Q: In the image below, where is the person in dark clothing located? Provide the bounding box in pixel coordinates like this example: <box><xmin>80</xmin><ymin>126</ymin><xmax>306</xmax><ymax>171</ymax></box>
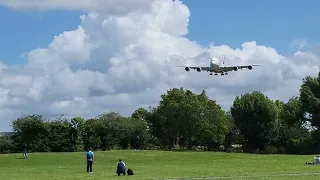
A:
<box><xmin>23</xmin><ymin>142</ymin><xmax>28</xmax><ymax>159</ymax></box>
<box><xmin>116</xmin><ymin>159</ymin><xmax>126</xmax><ymax>176</ymax></box>
<box><xmin>135</xmin><ymin>136</ymin><xmax>140</xmax><ymax>150</ymax></box>
<box><xmin>86</xmin><ymin>147</ymin><xmax>94</xmax><ymax>173</ymax></box>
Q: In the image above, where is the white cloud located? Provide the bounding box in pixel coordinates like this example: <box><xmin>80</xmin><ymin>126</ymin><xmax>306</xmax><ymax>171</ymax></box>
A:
<box><xmin>0</xmin><ymin>0</ymin><xmax>319</xmax><ymax>131</ymax></box>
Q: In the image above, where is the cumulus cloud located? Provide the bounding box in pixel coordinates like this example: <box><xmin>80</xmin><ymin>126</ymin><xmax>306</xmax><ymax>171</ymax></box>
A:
<box><xmin>0</xmin><ymin>0</ymin><xmax>319</xmax><ymax>131</ymax></box>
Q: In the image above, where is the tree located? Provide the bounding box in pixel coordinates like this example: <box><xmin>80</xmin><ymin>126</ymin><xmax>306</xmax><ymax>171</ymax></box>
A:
<box><xmin>150</xmin><ymin>87</ymin><xmax>229</xmax><ymax>150</ymax></box>
<box><xmin>12</xmin><ymin>114</ymin><xmax>49</xmax><ymax>152</ymax></box>
<box><xmin>47</xmin><ymin>118</ymin><xmax>73</xmax><ymax>152</ymax></box>
<box><xmin>96</xmin><ymin>112</ymin><xmax>127</xmax><ymax>149</ymax></box>
<box><xmin>300</xmin><ymin>71</ymin><xmax>320</xmax><ymax>129</ymax></box>
<box><xmin>230</xmin><ymin>91</ymin><xmax>278</xmax><ymax>152</ymax></box>
<box><xmin>224</xmin><ymin>111</ymin><xmax>241</xmax><ymax>151</ymax></box>
<box><xmin>0</xmin><ymin>136</ymin><xmax>16</xmax><ymax>153</ymax></box>
<box><xmin>195</xmin><ymin>91</ymin><xmax>230</xmax><ymax>151</ymax></box>
<box><xmin>300</xmin><ymin>71</ymin><xmax>320</xmax><ymax>152</ymax></box>
<box><xmin>128</xmin><ymin>118</ymin><xmax>150</xmax><ymax>149</ymax></box>
<box><xmin>71</xmin><ymin>117</ymin><xmax>85</xmax><ymax>151</ymax></box>
<box><xmin>271</xmin><ymin>98</ymin><xmax>309</xmax><ymax>154</ymax></box>
<box><xmin>131</xmin><ymin>107</ymin><xmax>151</xmax><ymax>149</ymax></box>
<box><xmin>131</xmin><ymin>108</ymin><xmax>148</xmax><ymax>121</ymax></box>
<box><xmin>281</xmin><ymin>96</ymin><xmax>305</xmax><ymax>127</ymax></box>
<box><xmin>156</xmin><ymin>87</ymin><xmax>195</xmax><ymax>149</ymax></box>
<box><xmin>81</xmin><ymin>118</ymin><xmax>101</xmax><ymax>150</ymax></box>
<box><xmin>145</xmin><ymin>106</ymin><xmax>169</xmax><ymax>148</ymax></box>
<box><xmin>79</xmin><ymin>111</ymin><xmax>150</xmax><ymax>150</ymax></box>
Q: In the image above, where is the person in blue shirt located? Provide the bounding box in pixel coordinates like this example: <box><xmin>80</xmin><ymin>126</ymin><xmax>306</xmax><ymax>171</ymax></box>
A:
<box><xmin>116</xmin><ymin>159</ymin><xmax>126</xmax><ymax>176</ymax></box>
<box><xmin>86</xmin><ymin>147</ymin><xmax>94</xmax><ymax>173</ymax></box>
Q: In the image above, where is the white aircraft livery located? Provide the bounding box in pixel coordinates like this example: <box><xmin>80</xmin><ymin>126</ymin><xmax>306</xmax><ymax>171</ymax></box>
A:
<box><xmin>176</xmin><ymin>56</ymin><xmax>260</xmax><ymax>76</ymax></box>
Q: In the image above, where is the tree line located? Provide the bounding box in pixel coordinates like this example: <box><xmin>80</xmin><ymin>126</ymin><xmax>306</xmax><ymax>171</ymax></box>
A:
<box><xmin>0</xmin><ymin>72</ymin><xmax>319</xmax><ymax>154</ymax></box>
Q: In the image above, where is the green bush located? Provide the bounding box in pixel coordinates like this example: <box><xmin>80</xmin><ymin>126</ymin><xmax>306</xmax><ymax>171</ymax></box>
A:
<box><xmin>0</xmin><ymin>136</ymin><xmax>16</xmax><ymax>154</ymax></box>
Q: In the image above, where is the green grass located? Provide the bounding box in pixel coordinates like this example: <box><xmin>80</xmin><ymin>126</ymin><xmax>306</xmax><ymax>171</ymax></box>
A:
<box><xmin>1</xmin><ymin>150</ymin><xmax>320</xmax><ymax>180</ymax></box>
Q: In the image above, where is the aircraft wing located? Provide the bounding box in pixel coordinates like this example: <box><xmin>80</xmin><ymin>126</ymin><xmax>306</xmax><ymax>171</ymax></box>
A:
<box><xmin>220</xmin><ymin>64</ymin><xmax>260</xmax><ymax>72</ymax></box>
<box><xmin>176</xmin><ymin>66</ymin><xmax>210</xmax><ymax>72</ymax></box>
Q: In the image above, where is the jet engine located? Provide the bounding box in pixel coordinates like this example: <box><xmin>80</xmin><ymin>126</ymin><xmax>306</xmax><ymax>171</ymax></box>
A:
<box><xmin>196</xmin><ymin>67</ymin><xmax>201</xmax><ymax>72</ymax></box>
<box><xmin>185</xmin><ymin>67</ymin><xmax>190</xmax><ymax>71</ymax></box>
<box><xmin>248</xmin><ymin>65</ymin><xmax>253</xmax><ymax>70</ymax></box>
<box><xmin>233</xmin><ymin>66</ymin><xmax>238</xmax><ymax>71</ymax></box>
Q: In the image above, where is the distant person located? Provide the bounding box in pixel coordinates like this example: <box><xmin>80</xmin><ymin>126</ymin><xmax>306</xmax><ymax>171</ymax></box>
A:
<box><xmin>306</xmin><ymin>155</ymin><xmax>320</xmax><ymax>164</ymax></box>
<box><xmin>86</xmin><ymin>147</ymin><xmax>94</xmax><ymax>173</ymax></box>
<box><xmin>135</xmin><ymin>136</ymin><xmax>140</xmax><ymax>150</ymax></box>
<box><xmin>23</xmin><ymin>142</ymin><xmax>28</xmax><ymax>159</ymax></box>
<box><xmin>116</xmin><ymin>159</ymin><xmax>126</xmax><ymax>176</ymax></box>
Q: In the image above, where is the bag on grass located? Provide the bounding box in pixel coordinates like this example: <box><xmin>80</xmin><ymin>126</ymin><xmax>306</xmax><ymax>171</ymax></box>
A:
<box><xmin>127</xmin><ymin>168</ymin><xmax>134</xmax><ymax>175</ymax></box>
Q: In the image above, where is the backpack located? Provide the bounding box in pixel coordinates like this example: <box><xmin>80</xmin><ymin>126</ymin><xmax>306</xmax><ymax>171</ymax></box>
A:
<box><xmin>127</xmin><ymin>168</ymin><xmax>134</xmax><ymax>175</ymax></box>
<box><xmin>87</xmin><ymin>151</ymin><xmax>93</xmax><ymax>160</ymax></box>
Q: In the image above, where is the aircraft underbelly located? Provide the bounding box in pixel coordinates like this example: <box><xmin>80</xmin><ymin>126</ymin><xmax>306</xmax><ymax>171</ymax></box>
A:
<box><xmin>211</xmin><ymin>64</ymin><xmax>221</xmax><ymax>73</ymax></box>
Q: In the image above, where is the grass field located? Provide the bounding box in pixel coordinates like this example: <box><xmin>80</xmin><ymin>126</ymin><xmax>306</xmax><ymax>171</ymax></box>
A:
<box><xmin>1</xmin><ymin>150</ymin><xmax>320</xmax><ymax>180</ymax></box>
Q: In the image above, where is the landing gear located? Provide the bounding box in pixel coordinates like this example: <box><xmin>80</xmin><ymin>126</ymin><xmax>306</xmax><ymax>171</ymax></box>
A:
<box><xmin>211</xmin><ymin>72</ymin><xmax>227</xmax><ymax>76</ymax></box>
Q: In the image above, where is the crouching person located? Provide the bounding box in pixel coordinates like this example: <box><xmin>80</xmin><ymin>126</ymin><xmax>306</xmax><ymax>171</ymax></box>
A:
<box><xmin>117</xmin><ymin>159</ymin><xmax>126</xmax><ymax>176</ymax></box>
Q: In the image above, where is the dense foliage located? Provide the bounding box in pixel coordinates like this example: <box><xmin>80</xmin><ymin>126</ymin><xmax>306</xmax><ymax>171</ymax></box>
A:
<box><xmin>1</xmin><ymin>72</ymin><xmax>319</xmax><ymax>154</ymax></box>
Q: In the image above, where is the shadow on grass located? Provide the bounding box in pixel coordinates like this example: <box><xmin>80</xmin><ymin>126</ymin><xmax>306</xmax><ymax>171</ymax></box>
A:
<box><xmin>14</xmin><ymin>157</ymin><xmax>25</xmax><ymax>159</ymax></box>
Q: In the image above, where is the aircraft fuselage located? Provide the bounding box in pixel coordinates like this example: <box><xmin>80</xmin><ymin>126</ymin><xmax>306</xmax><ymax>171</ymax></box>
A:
<box><xmin>209</xmin><ymin>58</ymin><xmax>223</xmax><ymax>73</ymax></box>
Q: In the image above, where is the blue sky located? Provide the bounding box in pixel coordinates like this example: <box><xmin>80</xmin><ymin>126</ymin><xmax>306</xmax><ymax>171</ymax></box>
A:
<box><xmin>0</xmin><ymin>0</ymin><xmax>319</xmax><ymax>65</ymax></box>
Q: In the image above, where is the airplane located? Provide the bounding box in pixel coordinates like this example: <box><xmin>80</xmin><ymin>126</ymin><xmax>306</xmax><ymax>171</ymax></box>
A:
<box><xmin>176</xmin><ymin>56</ymin><xmax>260</xmax><ymax>76</ymax></box>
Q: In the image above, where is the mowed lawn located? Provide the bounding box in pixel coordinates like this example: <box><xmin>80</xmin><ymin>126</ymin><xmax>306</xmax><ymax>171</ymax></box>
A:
<box><xmin>1</xmin><ymin>150</ymin><xmax>320</xmax><ymax>180</ymax></box>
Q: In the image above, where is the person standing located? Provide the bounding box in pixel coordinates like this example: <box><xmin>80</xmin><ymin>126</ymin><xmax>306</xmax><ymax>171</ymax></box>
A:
<box><xmin>86</xmin><ymin>147</ymin><xmax>94</xmax><ymax>173</ymax></box>
<box><xmin>134</xmin><ymin>136</ymin><xmax>140</xmax><ymax>150</ymax></box>
<box><xmin>23</xmin><ymin>142</ymin><xmax>28</xmax><ymax>159</ymax></box>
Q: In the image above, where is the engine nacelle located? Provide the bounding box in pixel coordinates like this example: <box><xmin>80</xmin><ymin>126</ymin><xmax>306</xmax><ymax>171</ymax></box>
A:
<box><xmin>185</xmin><ymin>67</ymin><xmax>190</xmax><ymax>71</ymax></box>
<box><xmin>233</xmin><ymin>66</ymin><xmax>238</xmax><ymax>71</ymax></box>
<box><xmin>196</xmin><ymin>67</ymin><xmax>201</xmax><ymax>72</ymax></box>
<box><xmin>248</xmin><ymin>65</ymin><xmax>253</xmax><ymax>70</ymax></box>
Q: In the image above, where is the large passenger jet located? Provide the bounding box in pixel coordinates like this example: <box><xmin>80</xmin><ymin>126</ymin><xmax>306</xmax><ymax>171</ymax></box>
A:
<box><xmin>176</xmin><ymin>56</ymin><xmax>260</xmax><ymax>76</ymax></box>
